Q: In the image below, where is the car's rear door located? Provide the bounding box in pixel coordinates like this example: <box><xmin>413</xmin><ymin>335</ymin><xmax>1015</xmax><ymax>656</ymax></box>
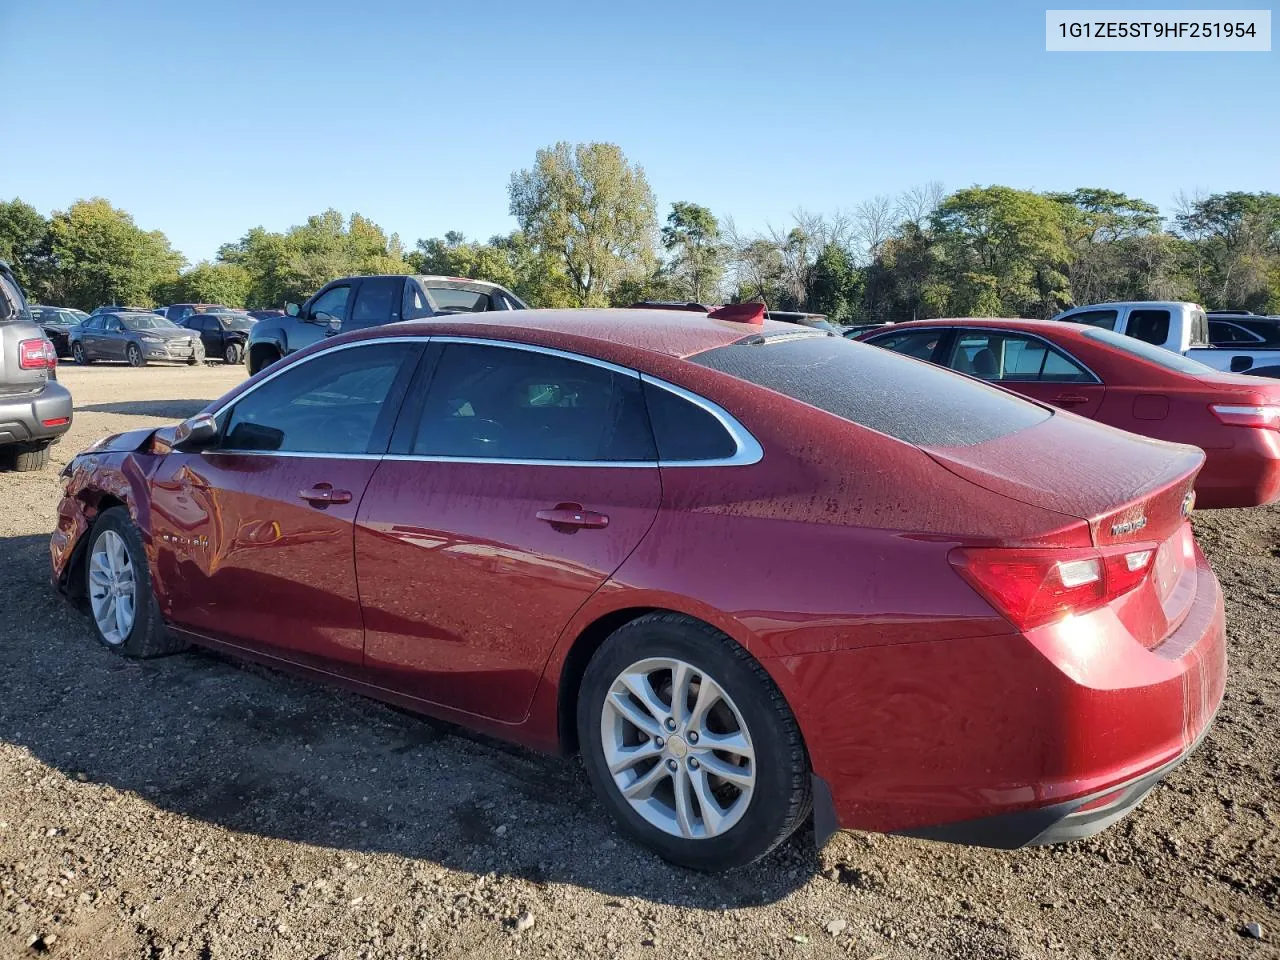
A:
<box><xmin>147</xmin><ymin>339</ymin><xmax>423</xmax><ymax>668</ymax></box>
<box><xmin>941</xmin><ymin>329</ymin><xmax>1106</xmax><ymax>418</ymax></box>
<box><xmin>354</xmin><ymin>338</ymin><xmax>662</xmax><ymax>722</ymax></box>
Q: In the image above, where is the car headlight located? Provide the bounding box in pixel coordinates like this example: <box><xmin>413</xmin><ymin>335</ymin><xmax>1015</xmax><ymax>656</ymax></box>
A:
<box><xmin>140</xmin><ymin>335</ymin><xmax>163</xmax><ymax>343</ymax></box>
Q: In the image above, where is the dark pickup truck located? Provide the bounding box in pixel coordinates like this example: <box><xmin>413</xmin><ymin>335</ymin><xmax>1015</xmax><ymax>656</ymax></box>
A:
<box><xmin>0</xmin><ymin>261</ymin><xmax>72</xmax><ymax>471</ymax></box>
<box><xmin>245</xmin><ymin>274</ymin><xmax>527</xmax><ymax>375</ymax></box>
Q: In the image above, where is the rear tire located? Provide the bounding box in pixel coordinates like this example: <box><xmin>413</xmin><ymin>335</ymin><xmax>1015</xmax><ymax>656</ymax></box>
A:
<box><xmin>577</xmin><ymin>613</ymin><xmax>811</xmax><ymax>871</ymax></box>
<box><xmin>126</xmin><ymin>344</ymin><xmax>145</xmax><ymax>367</ymax></box>
<box><xmin>10</xmin><ymin>443</ymin><xmax>52</xmax><ymax>472</ymax></box>
<box><xmin>83</xmin><ymin>507</ymin><xmax>186</xmax><ymax>658</ymax></box>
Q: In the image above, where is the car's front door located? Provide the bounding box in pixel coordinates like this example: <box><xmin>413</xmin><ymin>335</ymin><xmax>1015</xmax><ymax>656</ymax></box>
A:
<box><xmin>102</xmin><ymin>316</ymin><xmax>127</xmax><ymax>360</ymax></box>
<box><xmin>942</xmin><ymin>329</ymin><xmax>1106</xmax><ymax>418</ymax></box>
<box><xmin>147</xmin><ymin>339</ymin><xmax>423</xmax><ymax>668</ymax></box>
<box><xmin>355</xmin><ymin>339</ymin><xmax>663</xmax><ymax>722</ymax></box>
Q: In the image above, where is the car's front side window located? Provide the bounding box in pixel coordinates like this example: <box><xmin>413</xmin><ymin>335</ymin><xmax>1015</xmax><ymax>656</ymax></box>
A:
<box><xmin>412</xmin><ymin>343</ymin><xmax>656</xmax><ymax>462</ymax></box>
<box><xmin>308</xmin><ymin>285</ymin><xmax>350</xmax><ymax>324</ymax></box>
<box><xmin>220</xmin><ymin>343</ymin><xmax>418</xmax><ymax>455</ymax></box>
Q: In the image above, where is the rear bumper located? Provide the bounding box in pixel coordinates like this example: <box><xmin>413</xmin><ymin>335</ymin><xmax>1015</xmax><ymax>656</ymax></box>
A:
<box><xmin>0</xmin><ymin>381</ymin><xmax>73</xmax><ymax>446</ymax></box>
<box><xmin>774</xmin><ymin>541</ymin><xmax>1226</xmax><ymax>844</ymax></box>
<box><xmin>892</xmin><ymin>710</ymin><xmax>1213</xmax><ymax>848</ymax></box>
<box><xmin>1197</xmin><ymin>433</ymin><xmax>1280</xmax><ymax>508</ymax></box>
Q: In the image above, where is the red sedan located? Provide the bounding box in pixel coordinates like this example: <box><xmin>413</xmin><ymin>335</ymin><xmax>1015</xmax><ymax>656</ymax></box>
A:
<box><xmin>51</xmin><ymin>308</ymin><xmax>1224</xmax><ymax>871</ymax></box>
<box><xmin>860</xmin><ymin>317</ymin><xmax>1280</xmax><ymax>508</ymax></box>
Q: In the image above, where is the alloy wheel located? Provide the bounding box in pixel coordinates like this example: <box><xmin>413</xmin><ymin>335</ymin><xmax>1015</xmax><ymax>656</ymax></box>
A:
<box><xmin>72</xmin><ymin>342</ymin><xmax>85</xmax><ymax>364</ymax></box>
<box><xmin>600</xmin><ymin>657</ymin><xmax>756</xmax><ymax>840</ymax></box>
<box><xmin>88</xmin><ymin>529</ymin><xmax>136</xmax><ymax>646</ymax></box>
<box><xmin>127</xmin><ymin>345</ymin><xmax>143</xmax><ymax>367</ymax></box>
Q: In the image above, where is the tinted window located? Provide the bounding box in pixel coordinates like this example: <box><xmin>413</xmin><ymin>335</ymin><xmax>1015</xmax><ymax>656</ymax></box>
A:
<box><xmin>428</xmin><ymin>288</ymin><xmax>491</xmax><ymax>313</ymax></box>
<box><xmin>866</xmin><ymin>329</ymin><xmax>944</xmax><ymax>361</ymax></box>
<box><xmin>414</xmin><ymin>343</ymin><xmax>656</xmax><ymax>462</ymax></box>
<box><xmin>84</xmin><ymin>316</ymin><xmax>105</xmax><ymax>331</ymax></box>
<box><xmin>403</xmin><ymin>280</ymin><xmax>431</xmax><ymax>320</ymax></box>
<box><xmin>1082</xmin><ymin>328</ymin><xmax>1215</xmax><ymax>374</ymax></box>
<box><xmin>642</xmin><ymin>381</ymin><xmax>737</xmax><ymax>461</ymax></box>
<box><xmin>0</xmin><ymin>273</ymin><xmax>27</xmax><ymax>320</ymax></box>
<box><xmin>1127</xmin><ymin>309</ymin><xmax>1170</xmax><ymax>345</ymax></box>
<box><xmin>1063</xmin><ymin>309</ymin><xmax>1119</xmax><ymax>330</ymax></box>
<box><xmin>309</xmin><ymin>285</ymin><xmax>350</xmax><ymax>323</ymax></box>
<box><xmin>350</xmin><ymin>277</ymin><xmax>402</xmax><ymax>329</ymax></box>
<box><xmin>1209</xmin><ymin>320</ymin><xmax>1261</xmax><ymax>344</ymax></box>
<box><xmin>222</xmin><ymin>343</ymin><xmax>414</xmax><ymax>454</ymax></box>
<box><xmin>691</xmin><ymin>335</ymin><xmax>1051</xmax><ymax>447</ymax></box>
<box><xmin>946</xmin><ymin>331</ymin><xmax>1092</xmax><ymax>383</ymax></box>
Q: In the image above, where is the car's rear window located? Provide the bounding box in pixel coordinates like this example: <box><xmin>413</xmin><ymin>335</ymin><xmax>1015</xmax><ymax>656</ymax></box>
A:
<box><xmin>690</xmin><ymin>335</ymin><xmax>1051</xmax><ymax>447</ymax></box>
<box><xmin>1082</xmin><ymin>327</ymin><xmax>1215</xmax><ymax>374</ymax></box>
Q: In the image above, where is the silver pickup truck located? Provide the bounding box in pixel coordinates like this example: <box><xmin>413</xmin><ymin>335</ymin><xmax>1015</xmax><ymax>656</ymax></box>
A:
<box><xmin>1051</xmin><ymin>301</ymin><xmax>1280</xmax><ymax>377</ymax></box>
<box><xmin>0</xmin><ymin>261</ymin><xmax>73</xmax><ymax>470</ymax></box>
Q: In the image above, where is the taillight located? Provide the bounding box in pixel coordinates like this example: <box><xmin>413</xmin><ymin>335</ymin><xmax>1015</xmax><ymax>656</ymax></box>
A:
<box><xmin>19</xmin><ymin>338</ymin><xmax>56</xmax><ymax>370</ymax></box>
<box><xmin>949</xmin><ymin>543</ymin><xmax>1156</xmax><ymax>630</ymax></box>
<box><xmin>1210</xmin><ymin>403</ymin><xmax>1280</xmax><ymax>429</ymax></box>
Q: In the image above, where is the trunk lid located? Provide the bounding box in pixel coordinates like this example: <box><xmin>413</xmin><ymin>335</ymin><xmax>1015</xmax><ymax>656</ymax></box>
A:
<box><xmin>921</xmin><ymin>411</ymin><xmax>1201</xmax><ymax>547</ymax></box>
<box><xmin>924</xmin><ymin>411</ymin><xmax>1203</xmax><ymax>647</ymax></box>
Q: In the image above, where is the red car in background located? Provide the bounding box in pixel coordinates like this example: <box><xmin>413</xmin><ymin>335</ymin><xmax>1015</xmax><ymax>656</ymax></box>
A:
<box><xmin>51</xmin><ymin>308</ymin><xmax>1224</xmax><ymax>871</ymax></box>
<box><xmin>861</xmin><ymin>318</ymin><xmax>1280</xmax><ymax>508</ymax></box>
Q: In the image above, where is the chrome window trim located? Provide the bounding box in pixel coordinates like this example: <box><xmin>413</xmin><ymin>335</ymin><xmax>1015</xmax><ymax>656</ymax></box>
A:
<box><xmin>930</xmin><ymin>326</ymin><xmax>1104</xmax><ymax>386</ymax></box>
<box><xmin>203</xmin><ymin>333</ymin><xmax>764</xmax><ymax>468</ymax></box>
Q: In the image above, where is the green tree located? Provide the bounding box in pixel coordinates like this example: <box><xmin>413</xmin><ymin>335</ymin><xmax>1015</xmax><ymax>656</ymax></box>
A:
<box><xmin>660</xmin><ymin>202</ymin><xmax>725</xmax><ymax>302</ymax></box>
<box><xmin>932</xmin><ymin>186</ymin><xmax>1071</xmax><ymax>317</ymax></box>
<box><xmin>807</xmin><ymin>242</ymin><xmax>857</xmax><ymax>320</ymax></box>
<box><xmin>0</xmin><ymin>198</ymin><xmax>48</xmax><ymax>293</ymax></box>
<box><xmin>155</xmin><ymin>261</ymin><xmax>252</xmax><ymax>307</ymax></box>
<box><xmin>218</xmin><ymin>210</ymin><xmax>411</xmax><ymax>308</ymax></box>
<box><xmin>509</xmin><ymin>142</ymin><xmax>657</xmax><ymax>306</ymax></box>
<box><xmin>43</xmin><ymin>198</ymin><xmax>184</xmax><ymax>309</ymax></box>
<box><xmin>1175</xmin><ymin>191</ymin><xmax>1280</xmax><ymax>312</ymax></box>
<box><xmin>1049</xmin><ymin>188</ymin><xmax>1169</xmax><ymax>304</ymax></box>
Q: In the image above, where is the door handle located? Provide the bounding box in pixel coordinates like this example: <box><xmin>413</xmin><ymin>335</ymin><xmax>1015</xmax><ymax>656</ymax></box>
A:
<box><xmin>298</xmin><ymin>484</ymin><xmax>353</xmax><ymax>506</ymax></box>
<box><xmin>1054</xmin><ymin>394</ymin><xmax>1090</xmax><ymax>407</ymax></box>
<box><xmin>536</xmin><ymin>503</ymin><xmax>610</xmax><ymax>530</ymax></box>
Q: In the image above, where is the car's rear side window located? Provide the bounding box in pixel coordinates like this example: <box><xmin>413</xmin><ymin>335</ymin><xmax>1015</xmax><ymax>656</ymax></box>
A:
<box><xmin>642</xmin><ymin>381</ymin><xmax>736</xmax><ymax>461</ymax></box>
<box><xmin>690</xmin><ymin>335</ymin><xmax>1050</xmax><ymax>447</ymax></box>
<box><xmin>1126</xmin><ymin>309</ymin><xmax>1171</xmax><ymax>345</ymax></box>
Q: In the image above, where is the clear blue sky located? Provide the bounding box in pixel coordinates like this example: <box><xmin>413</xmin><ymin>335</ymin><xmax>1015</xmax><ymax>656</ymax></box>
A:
<box><xmin>2</xmin><ymin>0</ymin><xmax>1275</xmax><ymax>264</ymax></box>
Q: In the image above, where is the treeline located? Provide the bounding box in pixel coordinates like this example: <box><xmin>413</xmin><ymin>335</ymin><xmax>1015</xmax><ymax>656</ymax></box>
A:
<box><xmin>3</xmin><ymin>142</ymin><xmax>1277</xmax><ymax>317</ymax></box>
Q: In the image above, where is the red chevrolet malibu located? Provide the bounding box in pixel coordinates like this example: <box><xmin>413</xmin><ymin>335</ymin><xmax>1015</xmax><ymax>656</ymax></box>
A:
<box><xmin>859</xmin><ymin>317</ymin><xmax>1280</xmax><ymax>508</ymax></box>
<box><xmin>51</xmin><ymin>307</ymin><xmax>1225</xmax><ymax>871</ymax></box>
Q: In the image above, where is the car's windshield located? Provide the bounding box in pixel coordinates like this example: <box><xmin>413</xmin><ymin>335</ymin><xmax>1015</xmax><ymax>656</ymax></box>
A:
<box><xmin>1082</xmin><ymin>327</ymin><xmax>1216</xmax><ymax>374</ymax></box>
<box><xmin>121</xmin><ymin>314</ymin><xmax>179</xmax><ymax>331</ymax></box>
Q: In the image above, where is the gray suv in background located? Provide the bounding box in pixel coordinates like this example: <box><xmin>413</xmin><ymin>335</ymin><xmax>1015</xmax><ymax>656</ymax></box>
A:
<box><xmin>245</xmin><ymin>274</ymin><xmax>527</xmax><ymax>374</ymax></box>
<box><xmin>0</xmin><ymin>261</ymin><xmax>72</xmax><ymax>471</ymax></box>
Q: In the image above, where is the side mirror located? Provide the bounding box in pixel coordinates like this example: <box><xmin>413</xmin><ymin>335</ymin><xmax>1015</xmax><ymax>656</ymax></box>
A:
<box><xmin>173</xmin><ymin>413</ymin><xmax>218</xmax><ymax>449</ymax></box>
<box><xmin>285</xmin><ymin>302</ymin><xmax>300</xmax><ymax>317</ymax></box>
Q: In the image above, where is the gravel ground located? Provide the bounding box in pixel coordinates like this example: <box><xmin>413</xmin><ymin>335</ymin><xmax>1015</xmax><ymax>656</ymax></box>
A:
<box><xmin>1</xmin><ymin>363</ymin><xmax>1277</xmax><ymax>959</ymax></box>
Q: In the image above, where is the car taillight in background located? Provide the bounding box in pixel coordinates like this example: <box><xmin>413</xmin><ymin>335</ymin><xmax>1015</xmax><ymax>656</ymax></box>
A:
<box><xmin>1209</xmin><ymin>404</ymin><xmax>1280</xmax><ymax>429</ymax></box>
<box><xmin>18</xmin><ymin>338</ymin><xmax>57</xmax><ymax>370</ymax></box>
<box><xmin>949</xmin><ymin>544</ymin><xmax>1157</xmax><ymax>630</ymax></box>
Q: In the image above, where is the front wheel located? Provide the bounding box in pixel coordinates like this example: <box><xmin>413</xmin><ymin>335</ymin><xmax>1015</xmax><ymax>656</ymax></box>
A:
<box><xmin>223</xmin><ymin>342</ymin><xmax>241</xmax><ymax>365</ymax></box>
<box><xmin>126</xmin><ymin>344</ymin><xmax>145</xmax><ymax>367</ymax></box>
<box><xmin>72</xmin><ymin>342</ymin><xmax>91</xmax><ymax>365</ymax></box>
<box><xmin>84</xmin><ymin>507</ymin><xmax>186</xmax><ymax>658</ymax></box>
<box><xmin>577</xmin><ymin>613</ymin><xmax>811</xmax><ymax>871</ymax></box>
